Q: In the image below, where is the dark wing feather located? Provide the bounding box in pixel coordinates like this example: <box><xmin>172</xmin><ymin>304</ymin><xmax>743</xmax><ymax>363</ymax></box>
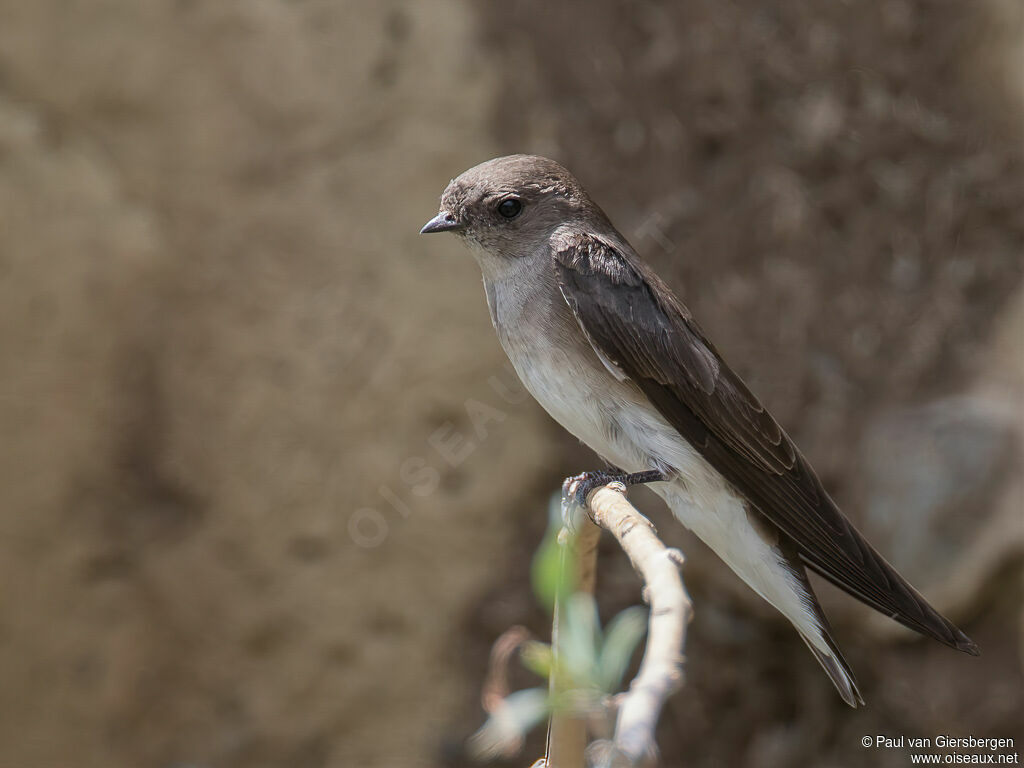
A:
<box><xmin>552</xmin><ymin>231</ymin><xmax>977</xmax><ymax>654</ymax></box>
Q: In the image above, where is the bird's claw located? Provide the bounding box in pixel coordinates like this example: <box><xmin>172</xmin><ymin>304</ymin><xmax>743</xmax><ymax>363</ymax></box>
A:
<box><xmin>559</xmin><ymin>468</ymin><xmax>668</xmax><ymax>531</ymax></box>
<box><xmin>562</xmin><ymin>470</ymin><xmax>619</xmax><ymax>509</ymax></box>
<box><xmin>560</xmin><ymin>472</ymin><xmax>610</xmax><ymax>532</ymax></box>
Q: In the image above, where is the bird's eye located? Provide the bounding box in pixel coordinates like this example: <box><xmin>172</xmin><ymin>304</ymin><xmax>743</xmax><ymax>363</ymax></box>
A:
<box><xmin>497</xmin><ymin>197</ymin><xmax>522</xmax><ymax>219</ymax></box>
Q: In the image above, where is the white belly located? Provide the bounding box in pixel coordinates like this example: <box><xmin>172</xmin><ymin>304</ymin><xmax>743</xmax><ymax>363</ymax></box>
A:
<box><xmin>501</xmin><ymin>319</ymin><xmax>729</xmax><ymax>506</ymax></box>
<box><xmin>498</xmin><ymin>313</ymin><xmax>824</xmax><ymax>647</ymax></box>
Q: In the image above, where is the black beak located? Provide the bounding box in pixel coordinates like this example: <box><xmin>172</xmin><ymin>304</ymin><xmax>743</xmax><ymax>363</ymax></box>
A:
<box><xmin>420</xmin><ymin>211</ymin><xmax>463</xmax><ymax>234</ymax></box>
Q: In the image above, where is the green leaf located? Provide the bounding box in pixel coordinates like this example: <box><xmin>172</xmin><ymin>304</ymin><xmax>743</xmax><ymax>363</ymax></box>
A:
<box><xmin>520</xmin><ymin>640</ymin><xmax>554</xmax><ymax>678</ymax></box>
<box><xmin>530</xmin><ymin>494</ymin><xmax>577</xmax><ymax>610</ymax></box>
<box><xmin>560</xmin><ymin>592</ymin><xmax>601</xmax><ymax>686</ymax></box>
<box><xmin>468</xmin><ymin>687</ymin><xmax>550</xmax><ymax>760</ymax></box>
<box><xmin>597</xmin><ymin>606</ymin><xmax>648</xmax><ymax>691</ymax></box>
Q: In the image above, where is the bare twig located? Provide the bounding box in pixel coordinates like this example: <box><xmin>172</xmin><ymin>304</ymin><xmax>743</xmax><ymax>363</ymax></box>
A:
<box><xmin>481</xmin><ymin>626</ymin><xmax>533</xmax><ymax>714</ymax></box>
<box><xmin>468</xmin><ymin>626</ymin><xmax>540</xmax><ymax>761</ymax></box>
<box><xmin>583</xmin><ymin>481</ymin><xmax>691</xmax><ymax>767</ymax></box>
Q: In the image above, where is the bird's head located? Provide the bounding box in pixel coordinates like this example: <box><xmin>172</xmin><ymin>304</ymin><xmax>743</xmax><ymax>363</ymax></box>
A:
<box><xmin>421</xmin><ymin>155</ymin><xmax>607</xmax><ymax>276</ymax></box>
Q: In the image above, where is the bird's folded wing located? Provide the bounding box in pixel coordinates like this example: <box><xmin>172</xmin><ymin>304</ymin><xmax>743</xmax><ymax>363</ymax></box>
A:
<box><xmin>551</xmin><ymin>231</ymin><xmax>976</xmax><ymax>653</ymax></box>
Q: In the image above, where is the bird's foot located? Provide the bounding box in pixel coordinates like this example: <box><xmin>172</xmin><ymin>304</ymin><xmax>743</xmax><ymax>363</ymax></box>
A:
<box><xmin>560</xmin><ymin>468</ymin><xmax>667</xmax><ymax>510</ymax></box>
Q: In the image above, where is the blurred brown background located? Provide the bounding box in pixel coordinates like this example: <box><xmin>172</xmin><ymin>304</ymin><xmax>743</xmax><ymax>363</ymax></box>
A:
<box><xmin>0</xmin><ymin>1</ymin><xmax>1021</xmax><ymax>767</ymax></box>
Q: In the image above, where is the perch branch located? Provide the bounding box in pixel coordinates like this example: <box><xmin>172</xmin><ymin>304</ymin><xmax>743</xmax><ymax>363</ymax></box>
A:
<box><xmin>583</xmin><ymin>481</ymin><xmax>691</xmax><ymax>767</ymax></box>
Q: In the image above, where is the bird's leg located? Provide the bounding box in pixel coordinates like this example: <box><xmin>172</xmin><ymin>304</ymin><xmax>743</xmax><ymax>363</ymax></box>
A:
<box><xmin>561</xmin><ymin>467</ymin><xmax>668</xmax><ymax>510</ymax></box>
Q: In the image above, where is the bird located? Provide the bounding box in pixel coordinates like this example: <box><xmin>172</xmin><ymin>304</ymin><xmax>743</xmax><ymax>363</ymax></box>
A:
<box><xmin>420</xmin><ymin>154</ymin><xmax>978</xmax><ymax>707</ymax></box>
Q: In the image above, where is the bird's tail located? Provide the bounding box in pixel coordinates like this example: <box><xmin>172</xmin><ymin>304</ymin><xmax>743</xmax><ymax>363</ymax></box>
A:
<box><xmin>787</xmin><ymin>544</ymin><xmax>866</xmax><ymax>707</ymax></box>
<box><xmin>798</xmin><ymin>627</ymin><xmax>865</xmax><ymax>708</ymax></box>
<box><xmin>800</xmin><ymin>552</ymin><xmax>980</xmax><ymax>656</ymax></box>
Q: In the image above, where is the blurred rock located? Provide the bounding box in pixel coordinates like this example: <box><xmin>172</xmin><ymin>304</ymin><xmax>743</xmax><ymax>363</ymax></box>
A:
<box><xmin>859</xmin><ymin>395</ymin><xmax>1020</xmax><ymax>623</ymax></box>
<box><xmin>475</xmin><ymin>1</ymin><xmax>1024</xmax><ymax>766</ymax></box>
<box><xmin>858</xmin><ymin>287</ymin><xmax>1024</xmax><ymax>639</ymax></box>
<box><xmin>0</xmin><ymin>1</ymin><xmax>1021</xmax><ymax>767</ymax></box>
<box><xmin>0</xmin><ymin>2</ymin><xmax>558</xmax><ymax>768</ymax></box>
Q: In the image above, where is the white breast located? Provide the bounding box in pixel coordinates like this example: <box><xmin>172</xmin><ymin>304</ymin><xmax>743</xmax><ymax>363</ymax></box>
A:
<box><xmin>486</xmin><ymin>272</ymin><xmax>695</xmax><ymax>478</ymax></box>
<box><xmin>482</xmin><ymin>271</ymin><xmax>827</xmax><ymax>654</ymax></box>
